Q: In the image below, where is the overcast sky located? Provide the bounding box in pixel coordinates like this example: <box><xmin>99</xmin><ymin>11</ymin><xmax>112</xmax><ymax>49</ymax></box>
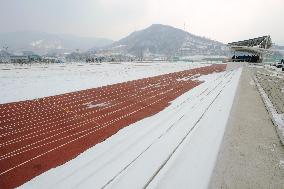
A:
<box><xmin>0</xmin><ymin>0</ymin><xmax>283</xmax><ymax>45</ymax></box>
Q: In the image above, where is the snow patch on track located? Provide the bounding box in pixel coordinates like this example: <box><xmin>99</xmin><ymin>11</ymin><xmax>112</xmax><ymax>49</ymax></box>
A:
<box><xmin>84</xmin><ymin>102</ymin><xmax>110</xmax><ymax>109</ymax></box>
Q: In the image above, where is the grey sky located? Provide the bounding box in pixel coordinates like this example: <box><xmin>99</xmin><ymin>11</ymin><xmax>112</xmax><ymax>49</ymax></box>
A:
<box><xmin>0</xmin><ymin>0</ymin><xmax>283</xmax><ymax>45</ymax></box>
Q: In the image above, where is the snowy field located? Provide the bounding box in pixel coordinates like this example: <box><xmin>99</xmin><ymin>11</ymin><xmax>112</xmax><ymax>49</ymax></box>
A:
<box><xmin>0</xmin><ymin>62</ymin><xmax>209</xmax><ymax>104</ymax></box>
<box><xmin>14</xmin><ymin>62</ymin><xmax>243</xmax><ymax>189</ymax></box>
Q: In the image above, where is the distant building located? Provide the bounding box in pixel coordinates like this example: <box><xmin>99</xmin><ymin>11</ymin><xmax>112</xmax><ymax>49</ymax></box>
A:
<box><xmin>28</xmin><ymin>54</ymin><xmax>42</xmax><ymax>62</ymax></box>
<box><xmin>10</xmin><ymin>55</ymin><xmax>29</xmax><ymax>63</ymax></box>
<box><xmin>22</xmin><ymin>51</ymin><xmax>42</xmax><ymax>62</ymax></box>
<box><xmin>65</xmin><ymin>52</ymin><xmax>87</xmax><ymax>62</ymax></box>
<box><xmin>42</xmin><ymin>57</ymin><xmax>61</xmax><ymax>63</ymax></box>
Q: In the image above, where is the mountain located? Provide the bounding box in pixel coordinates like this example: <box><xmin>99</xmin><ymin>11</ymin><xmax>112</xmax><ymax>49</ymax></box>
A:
<box><xmin>272</xmin><ymin>44</ymin><xmax>284</xmax><ymax>50</ymax></box>
<box><xmin>106</xmin><ymin>24</ymin><xmax>229</xmax><ymax>57</ymax></box>
<box><xmin>0</xmin><ymin>31</ymin><xmax>113</xmax><ymax>55</ymax></box>
<box><xmin>269</xmin><ymin>44</ymin><xmax>284</xmax><ymax>58</ymax></box>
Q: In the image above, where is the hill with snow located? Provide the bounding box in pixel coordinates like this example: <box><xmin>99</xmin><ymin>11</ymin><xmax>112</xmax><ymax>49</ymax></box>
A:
<box><xmin>0</xmin><ymin>31</ymin><xmax>113</xmax><ymax>55</ymax></box>
<box><xmin>104</xmin><ymin>24</ymin><xmax>229</xmax><ymax>57</ymax></box>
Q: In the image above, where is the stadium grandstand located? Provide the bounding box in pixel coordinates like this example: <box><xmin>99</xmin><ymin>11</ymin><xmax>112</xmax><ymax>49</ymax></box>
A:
<box><xmin>228</xmin><ymin>36</ymin><xmax>272</xmax><ymax>63</ymax></box>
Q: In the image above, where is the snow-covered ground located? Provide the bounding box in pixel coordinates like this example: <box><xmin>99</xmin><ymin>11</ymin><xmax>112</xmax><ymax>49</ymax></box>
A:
<box><xmin>252</xmin><ymin>65</ymin><xmax>284</xmax><ymax>144</ymax></box>
<box><xmin>16</xmin><ymin>63</ymin><xmax>242</xmax><ymax>189</ymax></box>
<box><xmin>254</xmin><ymin>77</ymin><xmax>284</xmax><ymax>144</ymax></box>
<box><xmin>0</xmin><ymin>62</ymin><xmax>209</xmax><ymax>104</ymax></box>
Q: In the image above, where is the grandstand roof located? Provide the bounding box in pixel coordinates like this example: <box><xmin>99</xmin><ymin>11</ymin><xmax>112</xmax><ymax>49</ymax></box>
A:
<box><xmin>228</xmin><ymin>36</ymin><xmax>272</xmax><ymax>54</ymax></box>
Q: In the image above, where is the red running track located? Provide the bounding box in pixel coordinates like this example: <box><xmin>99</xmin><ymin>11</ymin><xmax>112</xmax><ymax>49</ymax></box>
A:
<box><xmin>0</xmin><ymin>64</ymin><xmax>226</xmax><ymax>188</ymax></box>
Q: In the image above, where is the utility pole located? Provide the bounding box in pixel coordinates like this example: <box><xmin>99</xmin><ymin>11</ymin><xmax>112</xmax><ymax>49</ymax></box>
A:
<box><xmin>184</xmin><ymin>22</ymin><xmax>190</xmax><ymax>32</ymax></box>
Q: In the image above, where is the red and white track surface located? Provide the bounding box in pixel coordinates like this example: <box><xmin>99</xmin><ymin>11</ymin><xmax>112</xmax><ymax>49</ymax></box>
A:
<box><xmin>0</xmin><ymin>64</ymin><xmax>232</xmax><ymax>189</ymax></box>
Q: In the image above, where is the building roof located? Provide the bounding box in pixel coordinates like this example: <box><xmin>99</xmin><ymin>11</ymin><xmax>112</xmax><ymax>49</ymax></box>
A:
<box><xmin>228</xmin><ymin>36</ymin><xmax>272</xmax><ymax>54</ymax></box>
